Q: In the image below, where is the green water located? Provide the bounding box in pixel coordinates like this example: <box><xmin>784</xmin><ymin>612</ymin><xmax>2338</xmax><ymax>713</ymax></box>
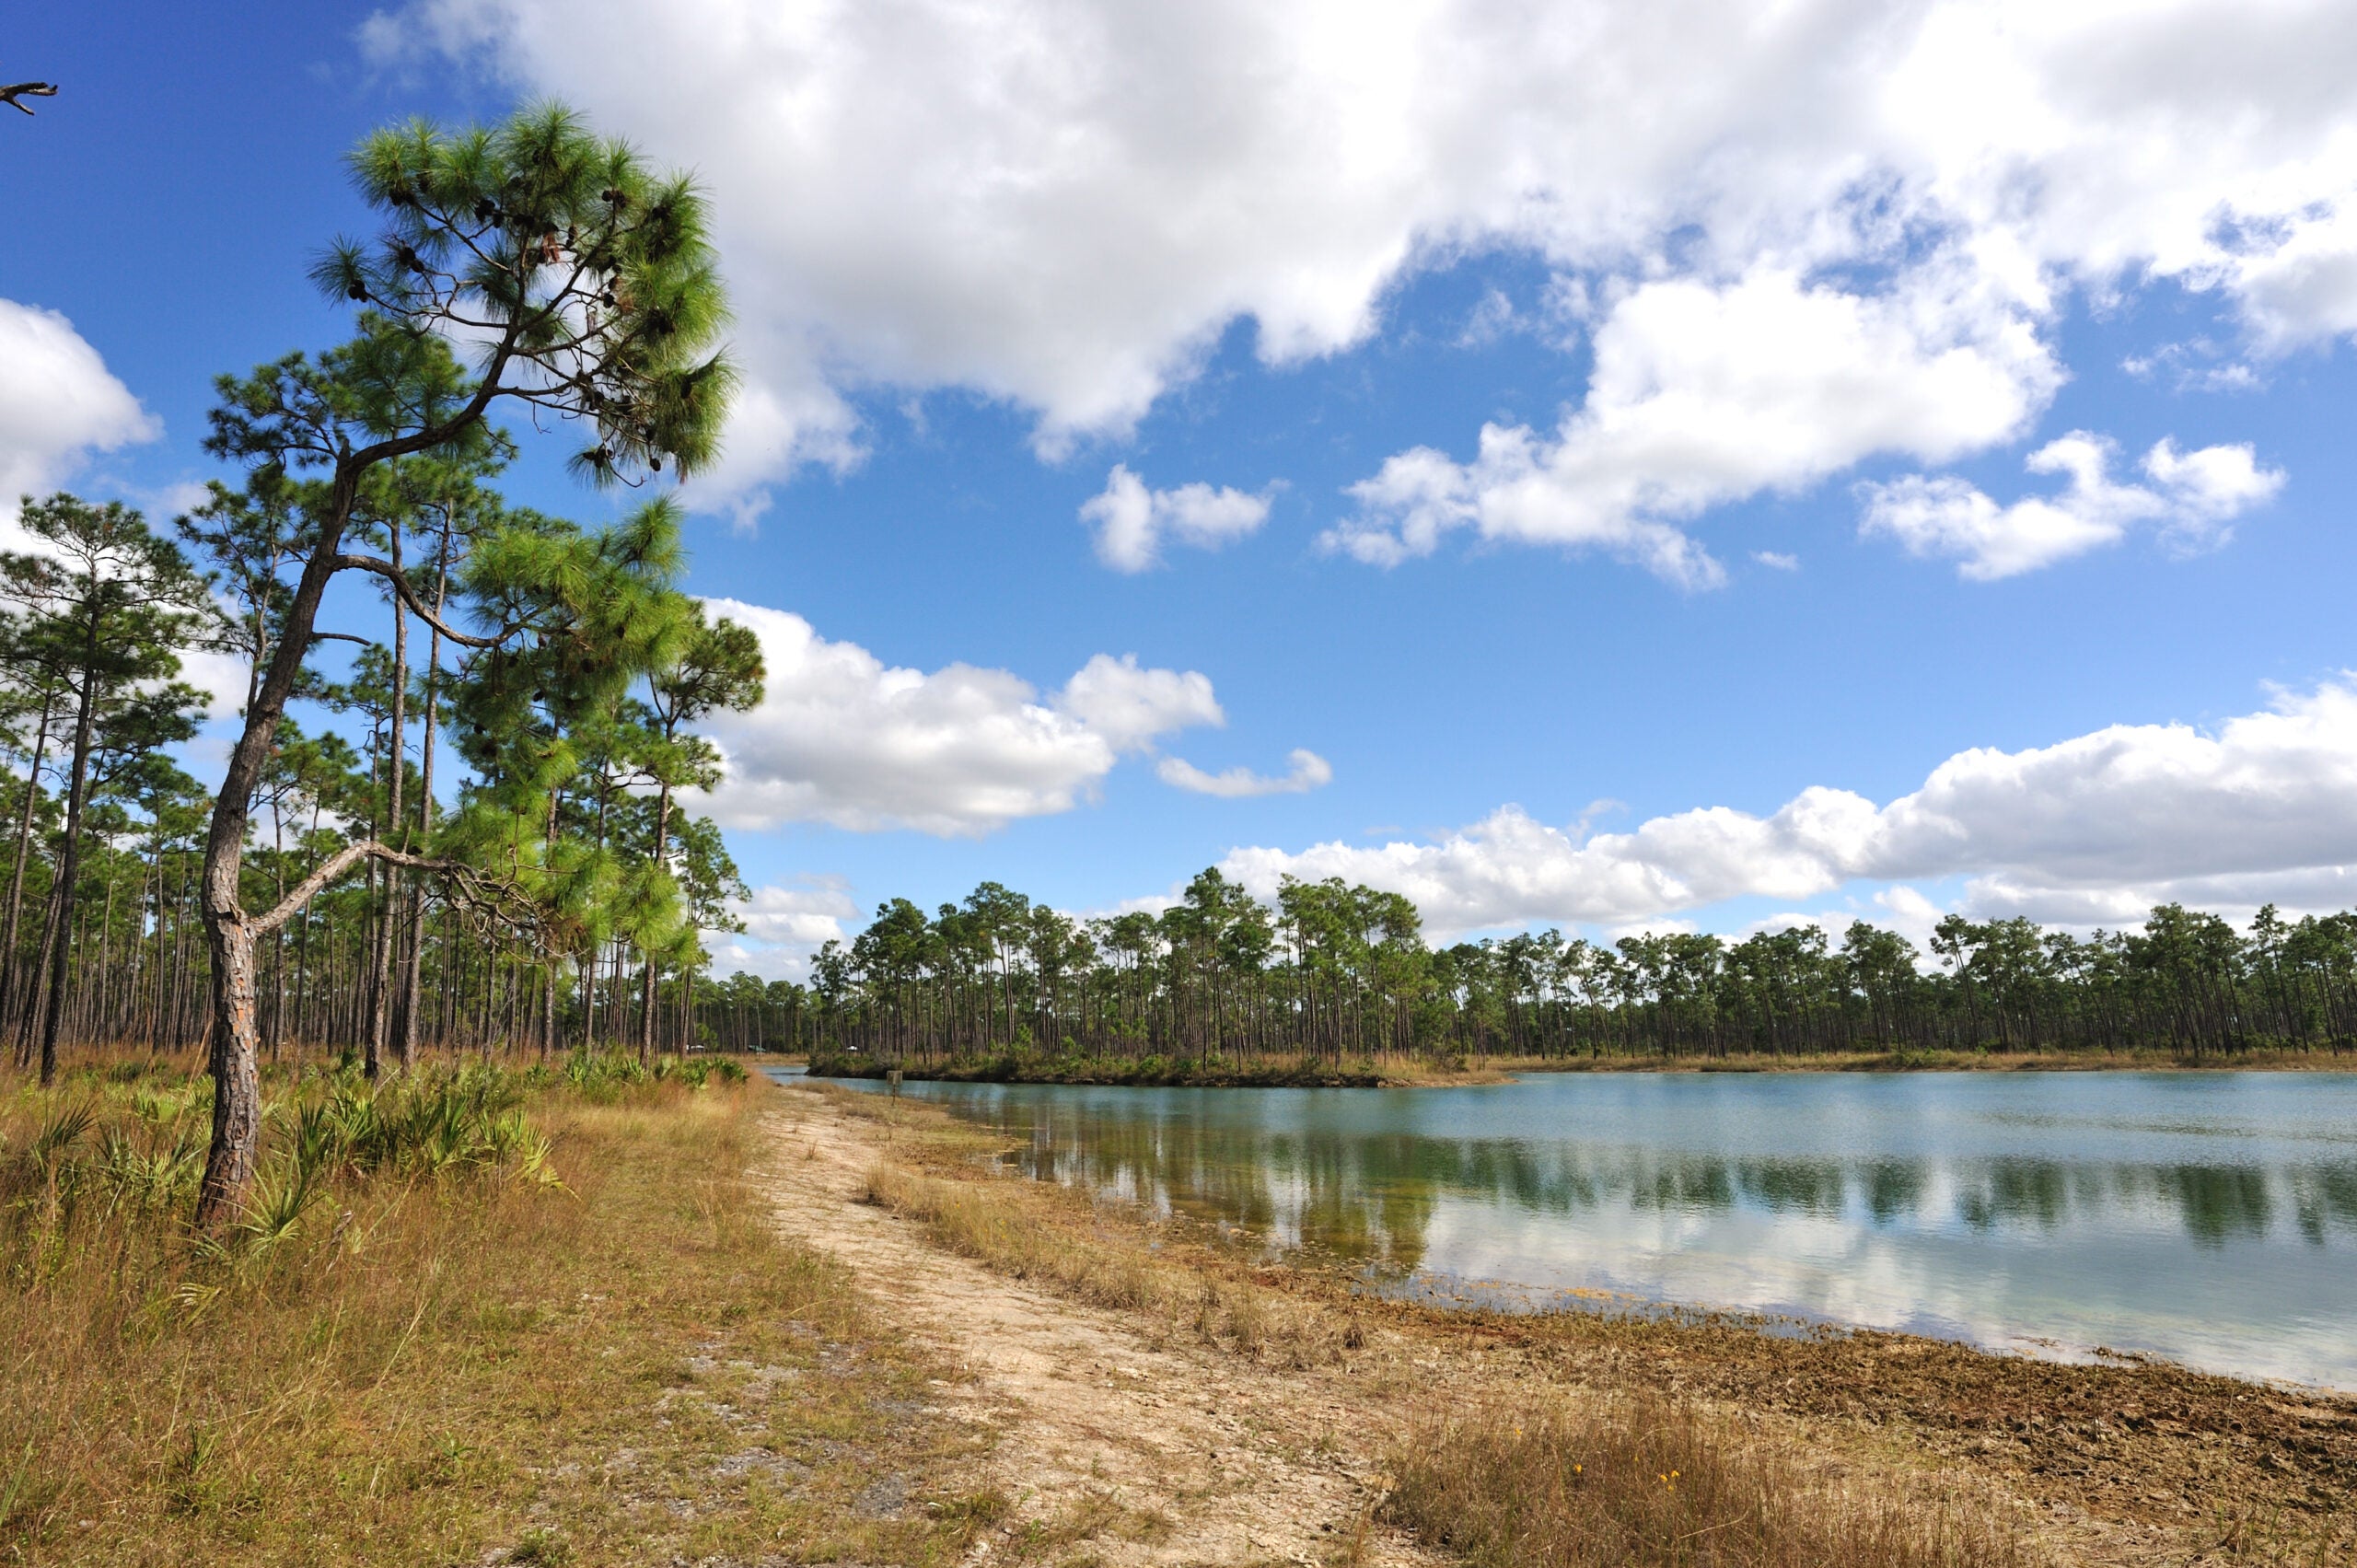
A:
<box><xmin>795</xmin><ymin>1067</ymin><xmax>2357</xmax><ymax>1388</ymax></box>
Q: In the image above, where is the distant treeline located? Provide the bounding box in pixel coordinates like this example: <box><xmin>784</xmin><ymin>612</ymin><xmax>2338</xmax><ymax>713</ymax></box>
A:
<box><xmin>773</xmin><ymin>870</ymin><xmax>2357</xmax><ymax>1066</ymax></box>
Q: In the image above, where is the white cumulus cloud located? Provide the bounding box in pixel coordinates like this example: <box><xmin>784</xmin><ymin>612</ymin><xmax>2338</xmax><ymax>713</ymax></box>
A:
<box><xmin>0</xmin><ymin>299</ymin><xmax>156</xmax><ymax>541</ymax></box>
<box><xmin>174</xmin><ymin>649</ymin><xmax>254</xmax><ymax>721</ymax></box>
<box><xmin>1080</xmin><ymin>465</ymin><xmax>1272</xmax><ymax>572</ymax></box>
<box><xmin>1860</xmin><ymin>432</ymin><xmax>2284</xmax><ymax>580</ymax></box>
<box><xmin>1051</xmin><ymin>652</ymin><xmax>1225</xmax><ymax>752</ymax></box>
<box><xmin>375</xmin><ymin>0</ymin><xmax>2357</xmax><ymax>521</ymax></box>
<box><xmin>687</xmin><ymin>600</ymin><xmax>1224</xmax><ymax>835</ymax></box>
<box><xmin>704</xmin><ymin>877</ymin><xmax>862</xmax><ymax>981</ymax></box>
<box><xmin>1158</xmin><ymin>748</ymin><xmax>1332</xmax><ymax>799</ymax></box>
<box><xmin>1327</xmin><ymin>268</ymin><xmax>2060</xmax><ymax>587</ymax></box>
<box><xmin>1220</xmin><ymin>678</ymin><xmax>2357</xmax><ymax>937</ymax></box>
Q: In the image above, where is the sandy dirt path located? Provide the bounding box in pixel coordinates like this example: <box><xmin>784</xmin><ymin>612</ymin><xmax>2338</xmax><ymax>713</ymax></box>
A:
<box><xmin>753</xmin><ymin>1087</ymin><xmax>1447</xmax><ymax>1567</ymax></box>
<box><xmin>746</xmin><ymin>1082</ymin><xmax>2355</xmax><ymax>1568</ymax></box>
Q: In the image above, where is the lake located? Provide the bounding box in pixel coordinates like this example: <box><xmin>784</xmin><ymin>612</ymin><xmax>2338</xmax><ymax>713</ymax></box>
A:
<box><xmin>793</xmin><ymin>1067</ymin><xmax>2357</xmax><ymax>1389</ymax></box>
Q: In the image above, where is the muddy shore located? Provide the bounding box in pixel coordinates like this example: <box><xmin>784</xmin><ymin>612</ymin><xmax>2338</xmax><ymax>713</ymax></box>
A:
<box><xmin>779</xmin><ymin>1078</ymin><xmax>2356</xmax><ymax>1565</ymax></box>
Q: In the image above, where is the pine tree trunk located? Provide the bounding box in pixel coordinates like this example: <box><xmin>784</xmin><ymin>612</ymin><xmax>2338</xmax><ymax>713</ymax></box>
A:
<box><xmin>13</xmin><ymin>878</ymin><xmax>60</xmax><ymax>1069</ymax></box>
<box><xmin>398</xmin><ymin>530</ymin><xmax>449</xmax><ymax>1070</ymax></box>
<box><xmin>38</xmin><ymin>618</ymin><xmax>101</xmax><ymax>1086</ymax></box>
<box><xmin>373</xmin><ymin>524</ymin><xmax>408</xmax><ymax>1073</ymax></box>
<box><xmin>200</xmin><ymin>472</ymin><xmax>360</xmax><ymax>1226</ymax></box>
<box><xmin>200</xmin><ymin>913</ymin><xmax>261</xmax><ymax>1216</ymax></box>
<box><xmin>0</xmin><ymin>693</ymin><xmax>55</xmax><ymax>1033</ymax></box>
<box><xmin>91</xmin><ymin>865</ymin><xmax>117</xmax><ymax>1047</ymax></box>
<box><xmin>638</xmin><ymin>779</ymin><xmax>674</xmax><ymax>1059</ymax></box>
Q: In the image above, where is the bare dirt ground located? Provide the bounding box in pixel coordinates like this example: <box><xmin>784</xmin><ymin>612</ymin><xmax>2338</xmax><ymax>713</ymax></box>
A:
<box><xmin>754</xmin><ymin>1086</ymin><xmax>1448</xmax><ymax>1566</ymax></box>
<box><xmin>753</xmin><ymin>1084</ymin><xmax>2353</xmax><ymax>1568</ymax></box>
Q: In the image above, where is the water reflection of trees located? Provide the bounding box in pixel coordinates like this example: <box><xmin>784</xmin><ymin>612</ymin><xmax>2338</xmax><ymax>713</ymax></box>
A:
<box><xmin>1956</xmin><ymin>1160</ymin><xmax>2072</xmax><ymax>1231</ymax></box>
<box><xmin>1948</xmin><ymin>1161</ymin><xmax>2355</xmax><ymax>1246</ymax></box>
<box><xmin>2295</xmin><ymin>1166</ymin><xmax>2357</xmax><ymax>1243</ymax></box>
<box><xmin>980</xmin><ymin>1099</ymin><xmax>2357</xmax><ymax>1262</ymax></box>
<box><xmin>1014</xmin><ymin>1115</ymin><xmax>1440</xmax><ymax>1273</ymax></box>
<box><xmin>1864</xmin><ymin>1160</ymin><xmax>1924</xmax><ymax>1224</ymax></box>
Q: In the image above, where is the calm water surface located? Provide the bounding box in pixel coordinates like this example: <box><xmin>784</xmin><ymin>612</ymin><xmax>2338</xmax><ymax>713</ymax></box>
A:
<box><xmin>809</xmin><ymin>1069</ymin><xmax>2357</xmax><ymax>1388</ymax></box>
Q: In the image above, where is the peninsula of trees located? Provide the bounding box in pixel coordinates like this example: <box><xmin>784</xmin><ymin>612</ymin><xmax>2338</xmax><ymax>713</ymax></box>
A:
<box><xmin>793</xmin><ymin>870</ymin><xmax>2357</xmax><ymax>1073</ymax></box>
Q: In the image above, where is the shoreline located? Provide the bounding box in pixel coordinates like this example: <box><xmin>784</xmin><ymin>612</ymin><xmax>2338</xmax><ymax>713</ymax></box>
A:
<box><xmin>793</xmin><ymin>1043</ymin><xmax>2356</xmax><ymax>1088</ymax></box>
<box><xmin>1375</xmin><ymin>1271</ymin><xmax>2351</xmax><ymax>1400</ymax></box>
<box><xmin>1499</xmin><ymin>1045</ymin><xmax>2357</xmax><ymax>1075</ymax></box>
<box><xmin>1097</xmin><ymin>1153</ymin><xmax>2354</xmax><ymax>1400</ymax></box>
<box><xmin>801</xmin><ymin>1050</ymin><xmax>1475</xmax><ymax>1088</ymax></box>
<box><xmin>796</xmin><ymin>1077</ymin><xmax>2356</xmax><ymax>1563</ymax></box>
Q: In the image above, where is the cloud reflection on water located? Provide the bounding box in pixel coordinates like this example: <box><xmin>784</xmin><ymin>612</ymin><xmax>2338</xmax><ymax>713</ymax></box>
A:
<box><xmin>902</xmin><ymin>1072</ymin><xmax>2357</xmax><ymax>1388</ymax></box>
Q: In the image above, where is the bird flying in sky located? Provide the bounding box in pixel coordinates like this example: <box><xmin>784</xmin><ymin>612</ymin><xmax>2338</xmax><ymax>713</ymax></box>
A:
<box><xmin>1</xmin><ymin>82</ymin><xmax>58</xmax><ymax>116</ymax></box>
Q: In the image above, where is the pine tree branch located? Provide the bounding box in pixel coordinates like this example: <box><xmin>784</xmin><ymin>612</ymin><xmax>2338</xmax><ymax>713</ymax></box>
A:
<box><xmin>331</xmin><ymin>554</ymin><xmax>504</xmax><ymax>648</ymax></box>
<box><xmin>250</xmin><ymin>837</ymin><xmax>545</xmax><ymax>945</ymax></box>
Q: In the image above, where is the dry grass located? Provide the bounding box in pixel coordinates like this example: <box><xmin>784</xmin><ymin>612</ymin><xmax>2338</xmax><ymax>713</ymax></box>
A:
<box><xmin>860</xmin><ymin>1159</ymin><xmax>1343</xmax><ymax>1366</ymax></box>
<box><xmin>1</xmin><ymin>1052</ymin><xmax>997</xmax><ymax>1566</ymax></box>
<box><xmin>829</xmin><ymin>1084</ymin><xmax>2057</xmax><ymax>1568</ymax></box>
<box><xmin>1382</xmin><ymin>1391</ymin><xmax>2038</xmax><ymax>1568</ymax></box>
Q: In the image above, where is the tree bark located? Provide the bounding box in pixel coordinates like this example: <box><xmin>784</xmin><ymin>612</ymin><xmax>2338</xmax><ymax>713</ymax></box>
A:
<box><xmin>369</xmin><ymin>521</ymin><xmax>408</xmax><ymax>1074</ymax></box>
<box><xmin>197</xmin><ymin>472</ymin><xmax>355</xmax><ymax>1225</ymax></box>
<box><xmin>0</xmin><ymin>691</ymin><xmax>53</xmax><ymax>1036</ymax></box>
<box><xmin>398</xmin><ymin>527</ymin><xmax>450</xmax><ymax>1070</ymax></box>
<box><xmin>37</xmin><ymin>606</ymin><xmax>102</xmax><ymax>1085</ymax></box>
<box><xmin>360</xmin><ymin>732</ymin><xmax>386</xmax><ymax>1080</ymax></box>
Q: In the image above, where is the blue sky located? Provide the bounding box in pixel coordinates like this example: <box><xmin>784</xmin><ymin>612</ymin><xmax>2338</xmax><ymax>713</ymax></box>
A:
<box><xmin>10</xmin><ymin>4</ymin><xmax>2357</xmax><ymax>975</ymax></box>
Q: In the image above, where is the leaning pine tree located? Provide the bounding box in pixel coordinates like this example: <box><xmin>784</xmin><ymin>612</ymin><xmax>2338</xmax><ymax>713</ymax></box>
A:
<box><xmin>194</xmin><ymin>104</ymin><xmax>735</xmax><ymax>1226</ymax></box>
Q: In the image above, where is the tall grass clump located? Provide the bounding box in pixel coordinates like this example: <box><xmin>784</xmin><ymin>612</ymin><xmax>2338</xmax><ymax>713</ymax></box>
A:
<box><xmin>1382</xmin><ymin>1393</ymin><xmax>2037</xmax><ymax>1568</ymax></box>
<box><xmin>0</xmin><ymin>1047</ymin><xmax>900</xmax><ymax>1556</ymax></box>
<box><xmin>0</xmin><ymin>1063</ymin><xmax>567</xmax><ymax>1553</ymax></box>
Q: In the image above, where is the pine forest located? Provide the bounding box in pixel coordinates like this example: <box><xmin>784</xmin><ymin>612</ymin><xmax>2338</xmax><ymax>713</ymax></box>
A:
<box><xmin>796</xmin><ymin>871</ymin><xmax>2357</xmax><ymax>1068</ymax></box>
<box><xmin>1</xmin><ymin>108</ymin><xmax>2348</xmax><ymax>1227</ymax></box>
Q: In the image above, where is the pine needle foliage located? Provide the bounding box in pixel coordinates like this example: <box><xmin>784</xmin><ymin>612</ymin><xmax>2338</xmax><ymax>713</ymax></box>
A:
<box><xmin>191</xmin><ymin>100</ymin><xmax>744</xmax><ymax>1225</ymax></box>
<box><xmin>304</xmin><ymin>102</ymin><xmax>735</xmax><ymax>483</ymax></box>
